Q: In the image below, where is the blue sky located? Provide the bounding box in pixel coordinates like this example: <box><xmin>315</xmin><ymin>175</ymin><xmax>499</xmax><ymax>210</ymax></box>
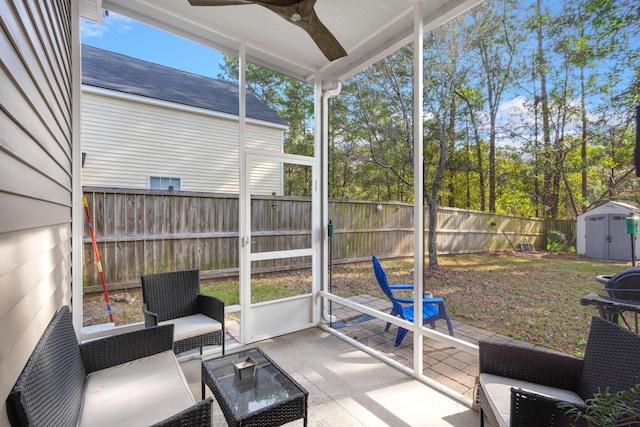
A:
<box><xmin>81</xmin><ymin>12</ymin><xmax>225</xmax><ymax>78</ymax></box>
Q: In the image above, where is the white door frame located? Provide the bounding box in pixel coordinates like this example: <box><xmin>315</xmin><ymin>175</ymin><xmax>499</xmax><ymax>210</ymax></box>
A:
<box><xmin>239</xmin><ymin>151</ymin><xmax>318</xmax><ymax>343</ymax></box>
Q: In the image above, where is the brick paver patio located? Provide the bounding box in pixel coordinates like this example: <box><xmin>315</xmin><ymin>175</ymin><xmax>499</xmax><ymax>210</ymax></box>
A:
<box><xmin>328</xmin><ymin>295</ymin><xmax>516</xmax><ymax>400</ymax></box>
<box><xmin>223</xmin><ymin>294</ymin><xmax>516</xmax><ymax>402</ymax></box>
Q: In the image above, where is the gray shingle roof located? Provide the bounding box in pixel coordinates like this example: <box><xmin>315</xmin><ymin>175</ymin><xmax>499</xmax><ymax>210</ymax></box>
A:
<box><xmin>81</xmin><ymin>45</ymin><xmax>287</xmax><ymax>126</ymax></box>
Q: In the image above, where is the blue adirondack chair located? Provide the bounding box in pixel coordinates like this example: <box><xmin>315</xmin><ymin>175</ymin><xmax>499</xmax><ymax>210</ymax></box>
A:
<box><xmin>372</xmin><ymin>256</ymin><xmax>454</xmax><ymax>346</ymax></box>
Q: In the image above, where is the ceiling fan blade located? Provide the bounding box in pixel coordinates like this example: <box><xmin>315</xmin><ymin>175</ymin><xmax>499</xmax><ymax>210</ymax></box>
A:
<box><xmin>188</xmin><ymin>1</ymin><xmax>300</xmax><ymax>8</ymax></box>
<box><xmin>304</xmin><ymin>9</ymin><xmax>347</xmax><ymax>61</ymax></box>
<box><xmin>188</xmin><ymin>0</ymin><xmax>253</xmax><ymax>6</ymax></box>
<box><xmin>260</xmin><ymin>0</ymin><xmax>347</xmax><ymax>61</ymax></box>
<box><xmin>188</xmin><ymin>0</ymin><xmax>347</xmax><ymax>61</ymax></box>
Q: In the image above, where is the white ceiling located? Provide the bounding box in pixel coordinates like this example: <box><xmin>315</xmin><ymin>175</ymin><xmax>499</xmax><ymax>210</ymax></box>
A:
<box><xmin>85</xmin><ymin>0</ymin><xmax>484</xmax><ymax>87</ymax></box>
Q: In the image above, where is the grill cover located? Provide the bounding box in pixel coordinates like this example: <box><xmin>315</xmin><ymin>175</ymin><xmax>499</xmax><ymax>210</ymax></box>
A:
<box><xmin>598</xmin><ymin>267</ymin><xmax>640</xmax><ymax>302</ymax></box>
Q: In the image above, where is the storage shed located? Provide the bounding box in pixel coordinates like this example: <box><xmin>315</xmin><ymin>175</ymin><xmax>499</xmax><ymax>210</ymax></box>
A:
<box><xmin>577</xmin><ymin>201</ymin><xmax>640</xmax><ymax>261</ymax></box>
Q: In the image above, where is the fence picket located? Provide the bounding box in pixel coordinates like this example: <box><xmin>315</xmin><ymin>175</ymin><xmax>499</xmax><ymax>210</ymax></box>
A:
<box><xmin>82</xmin><ymin>187</ymin><xmax>575</xmax><ymax>292</ymax></box>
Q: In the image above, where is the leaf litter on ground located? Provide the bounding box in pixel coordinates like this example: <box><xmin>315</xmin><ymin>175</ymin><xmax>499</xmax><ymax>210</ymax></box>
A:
<box><xmin>83</xmin><ymin>251</ymin><xmax>629</xmax><ymax>356</ymax></box>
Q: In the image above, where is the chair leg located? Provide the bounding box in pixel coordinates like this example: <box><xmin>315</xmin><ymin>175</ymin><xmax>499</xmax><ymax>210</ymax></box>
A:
<box><xmin>395</xmin><ymin>328</ymin><xmax>409</xmax><ymax>346</ymax></box>
<box><xmin>385</xmin><ymin>308</ymin><xmax>399</xmax><ymax>332</ymax></box>
<box><xmin>445</xmin><ymin>316</ymin><xmax>454</xmax><ymax>336</ymax></box>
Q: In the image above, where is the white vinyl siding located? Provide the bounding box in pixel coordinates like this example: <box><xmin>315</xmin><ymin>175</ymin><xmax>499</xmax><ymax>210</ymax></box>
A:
<box><xmin>1</xmin><ymin>1</ymin><xmax>74</xmax><ymax>425</ymax></box>
<box><xmin>81</xmin><ymin>90</ymin><xmax>285</xmax><ymax>195</ymax></box>
<box><xmin>249</xmin><ymin>158</ymin><xmax>284</xmax><ymax>196</ymax></box>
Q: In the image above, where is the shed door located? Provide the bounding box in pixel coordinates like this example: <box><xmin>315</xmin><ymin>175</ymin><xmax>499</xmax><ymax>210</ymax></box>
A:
<box><xmin>609</xmin><ymin>215</ymin><xmax>631</xmax><ymax>261</ymax></box>
<box><xmin>585</xmin><ymin>215</ymin><xmax>609</xmax><ymax>259</ymax></box>
<box><xmin>585</xmin><ymin>213</ymin><xmax>637</xmax><ymax>261</ymax></box>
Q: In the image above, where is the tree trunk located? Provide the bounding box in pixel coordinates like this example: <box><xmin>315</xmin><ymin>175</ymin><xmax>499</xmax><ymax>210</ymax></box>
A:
<box><xmin>535</xmin><ymin>0</ymin><xmax>556</xmax><ymax>218</ymax></box>
<box><xmin>457</xmin><ymin>90</ymin><xmax>485</xmax><ymax>211</ymax></box>
<box><xmin>428</xmin><ymin>99</ymin><xmax>456</xmax><ymax>269</ymax></box>
<box><xmin>579</xmin><ymin>7</ymin><xmax>588</xmax><ymax>210</ymax></box>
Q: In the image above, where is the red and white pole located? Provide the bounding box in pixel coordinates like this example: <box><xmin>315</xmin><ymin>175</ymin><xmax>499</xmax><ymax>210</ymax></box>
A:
<box><xmin>83</xmin><ymin>196</ymin><xmax>114</xmax><ymax>323</ymax></box>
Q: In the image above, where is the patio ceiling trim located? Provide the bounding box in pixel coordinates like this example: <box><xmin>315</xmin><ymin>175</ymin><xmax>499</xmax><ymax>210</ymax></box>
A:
<box><xmin>324</xmin><ymin>0</ymin><xmax>484</xmax><ymax>85</ymax></box>
<box><xmin>95</xmin><ymin>0</ymin><xmax>485</xmax><ymax>87</ymax></box>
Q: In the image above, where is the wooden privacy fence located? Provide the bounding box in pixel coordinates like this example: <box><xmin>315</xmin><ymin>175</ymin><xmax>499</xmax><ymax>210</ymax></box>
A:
<box><xmin>82</xmin><ymin>187</ymin><xmax>575</xmax><ymax>292</ymax></box>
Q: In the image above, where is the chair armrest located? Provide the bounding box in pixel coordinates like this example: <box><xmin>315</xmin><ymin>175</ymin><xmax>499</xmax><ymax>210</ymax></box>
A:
<box><xmin>80</xmin><ymin>325</ymin><xmax>174</xmax><ymax>374</ymax></box>
<box><xmin>479</xmin><ymin>341</ymin><xmax>584</xmax><ymax>391</ymax></box>
<box><xmin>142</xmin><ymin>302</ymin><xmax>159</xmax><ymax>327</ymax></box>
<box><xmin>510</xmin><ymin>388</ymin><xmax>587</xmax><ymax>427</ymax></box>
<box><xmin>395</xmin><ymin>297</ymin><xmax>445</xmax><ymax>304</ymax></box>
<box><xmin>389</xmin><ymin>284</ymin><xmax>436</xmax><ymax>297</ymax></box>
<box><xmin>150</xmin><ymin>397</ymin><xmax>213</xmax><ymax>427</ymax></box>
<box><xmin>388</xmin><ymin>284</ymin><xmax>414</xmax><ymax>290</ymax></box>
<box><xmin>198</xmin><ymin>294</ymin><xmax>225</xmax><ymax>322</ymax></box>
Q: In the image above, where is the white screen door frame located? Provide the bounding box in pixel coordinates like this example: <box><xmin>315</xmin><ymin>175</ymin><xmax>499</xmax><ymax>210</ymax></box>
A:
<box><xmin>239</xmin><ymin>151</ymin><xmax>319</xmax><ymax>344</ymax></box>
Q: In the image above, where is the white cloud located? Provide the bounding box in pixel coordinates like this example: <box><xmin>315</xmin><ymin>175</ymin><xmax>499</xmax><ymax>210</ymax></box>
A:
<box><xmin>80</xmin><ymin>12</ymin><xmax>134</xmax><ymax>39</ymax></box>
<box><xmin>494</xmin><ymin>97</ymin><xmax>532</xmax><ymax>149</ymax></box>
<box><xmin>497</xmin><ymin>96</ymin><xmax>532</xmax><ymax>126</ymax></box>
<box><xmin>80</xmin><ymin>19</ymin><xmax>107</xmax><ymax>38</ymax></box>
<box><xmin>116</xmin><ymin>24</ymin><xmax>133</xmax><ymax>34</ymax></box>
<box><xmin>109</xmin><ymin>13</ymin><xmax>134</xmax><ymax>33</ymax></box>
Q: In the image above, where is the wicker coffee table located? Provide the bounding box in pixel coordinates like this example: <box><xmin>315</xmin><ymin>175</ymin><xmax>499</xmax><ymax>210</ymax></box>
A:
<box><xmin>202</xmin><ymin>347</ymin><xmax>308</xmax><ymax>427</ymax></box>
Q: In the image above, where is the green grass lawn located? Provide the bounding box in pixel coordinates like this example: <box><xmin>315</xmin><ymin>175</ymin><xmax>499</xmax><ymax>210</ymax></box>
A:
<box><xmin>350</xmin><ymin>253</ymin><xmax>628</xmax><ymax>355</ymax></box>
<box><xmin>86</xmin><ymin>251</ymin><xmax>631</xmax><ymax>356</ymax></box>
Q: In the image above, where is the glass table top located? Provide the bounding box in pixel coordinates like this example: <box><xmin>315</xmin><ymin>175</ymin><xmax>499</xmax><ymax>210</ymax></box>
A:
<box><xmin>204</xmin><ymin>347</ymin><xmax>305</xmax><ymax>416</ymax></box>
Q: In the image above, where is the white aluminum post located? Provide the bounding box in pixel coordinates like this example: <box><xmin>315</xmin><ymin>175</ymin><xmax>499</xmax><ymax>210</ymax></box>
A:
<box><xmin>72</xmin><ymin>0</ymin><xmax>84</xmax><ymax>336</ymax></box>
<box><xmin>320</xmin><ymin>80</ymin><xmax>341</xmax><ymax>323</ymax></box>
<box><xmin>238</xmin><ymin>42</ymin><xmax>249</xmax><ymax>345</ymax></box>
<box><xmin>413</xmin><ymin>0</ymin><xmax>426</xmax><ymax>372</ymax></box>
<box><xmin>315</xmin><ymin>74</ymin><xmax>323</xmax><ymax>324</ymax></box>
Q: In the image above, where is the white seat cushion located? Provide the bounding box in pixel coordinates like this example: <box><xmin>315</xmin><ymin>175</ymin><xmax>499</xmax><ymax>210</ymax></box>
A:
<box><xmin>160</xmin><ymin>313</ymin><xmax>222</xmax><ymax>342</ymax></box>
<box><xmin>79</xmin><ymin>350</ymin><xmax>195</xmax><ymax>427</ymax></box>
<box><xmin>479</xmin><ymin>373</ymin><xmax>584</xmax><ymax>427</ymax></box>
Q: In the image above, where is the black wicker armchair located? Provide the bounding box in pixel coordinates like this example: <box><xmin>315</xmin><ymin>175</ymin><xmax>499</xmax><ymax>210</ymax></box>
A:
<box><xmin>478</xmin><ymin>316</ymin><xmax>640</xmax><ymax>427</ymax></box>
<box><xmin>141</xmin><ymin>269</ymin><xmax>225</xmax><ymax>355</ymax></box>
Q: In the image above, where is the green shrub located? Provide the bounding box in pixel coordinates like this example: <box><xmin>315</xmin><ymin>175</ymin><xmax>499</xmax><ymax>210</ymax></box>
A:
<box><xmin>558</xmin><ymin>384</ymin><xmax>640</xmax><ymax>427</ymax></box>
<box><xmin>547</xmin><ymin>230</ymin><xmax>566</xmax><ymax>252</ymax></box>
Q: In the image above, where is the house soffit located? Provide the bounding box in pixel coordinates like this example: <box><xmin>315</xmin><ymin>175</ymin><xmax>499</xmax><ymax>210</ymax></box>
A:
<box><xmin>82</xmin><ymin>0</ymin><xmax>486</xmax><ymax>87</ymax></box>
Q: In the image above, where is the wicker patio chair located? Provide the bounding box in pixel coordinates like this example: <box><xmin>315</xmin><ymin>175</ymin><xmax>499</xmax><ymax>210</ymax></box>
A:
<box><xmin>478</xmin><ymin>316</ymin><xmax>640</xmax><ymax>427</ymax></box>
<box><xmin>141</xmin><ymin>269</ymin><xmax>225</xmax><ymax>355</ymax></box>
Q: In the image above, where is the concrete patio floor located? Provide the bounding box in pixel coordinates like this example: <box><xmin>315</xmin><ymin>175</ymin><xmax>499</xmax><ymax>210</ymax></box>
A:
<box><xmin>181</xmin><ymin>326</ymin><xmax>480</xmax><ymax>427</ymax></box>
<box><xmin>329</xmin><ymin>295</ymin><xmax>516</xmax><ymax>400</ymax></box>
<box><xmin>179</xmin><ymin>294</ymin><xmax>520</xmax><ymax>426</ymax></box>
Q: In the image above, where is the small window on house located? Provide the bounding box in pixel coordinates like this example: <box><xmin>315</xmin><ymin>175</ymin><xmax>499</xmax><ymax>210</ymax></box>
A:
<box><xmin>149</xmin><ymin>176</ymin><xmax>182</xmax><ymax>191</ymax></box>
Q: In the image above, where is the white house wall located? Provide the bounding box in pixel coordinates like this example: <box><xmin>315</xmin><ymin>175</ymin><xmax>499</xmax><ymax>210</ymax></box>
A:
<box><xmin>1</xmin><ymin>1</ymin><xmax>75</xmax><ymax>424</ymax></box>
<box><xmin>81</xmin><ymin>89</ymin><xmax>285</xmax><ymax>194</ymax></box>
